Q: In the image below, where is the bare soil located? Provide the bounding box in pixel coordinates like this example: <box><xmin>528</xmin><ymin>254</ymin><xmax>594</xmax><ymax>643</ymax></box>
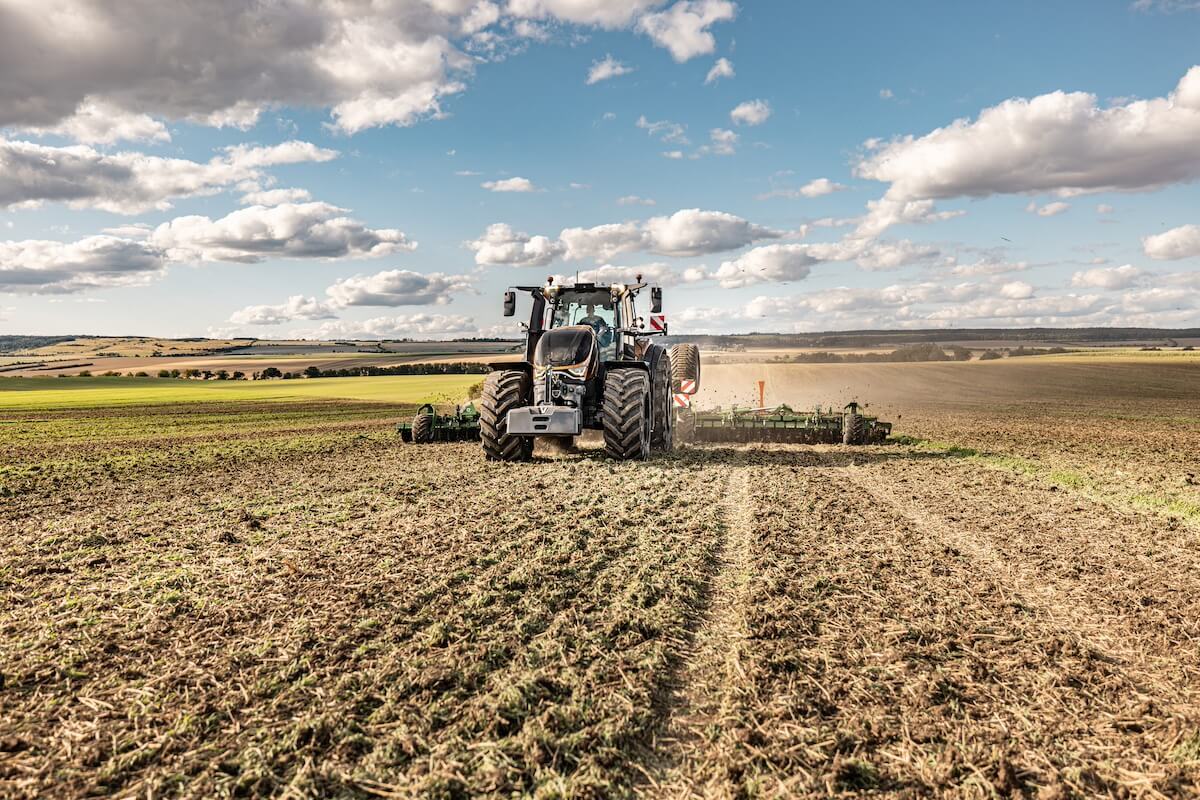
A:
<box><xmin>3</xmin><ymin>358</ymin><xmax>1200</xmax><ymax>797</ymax></box>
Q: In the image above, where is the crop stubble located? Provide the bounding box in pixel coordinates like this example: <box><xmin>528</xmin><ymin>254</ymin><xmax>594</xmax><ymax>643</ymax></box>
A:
<box><xmin>3</xmin><ymin>385</ymin><xmax>1200</xmax><ymax>798</ymax></box>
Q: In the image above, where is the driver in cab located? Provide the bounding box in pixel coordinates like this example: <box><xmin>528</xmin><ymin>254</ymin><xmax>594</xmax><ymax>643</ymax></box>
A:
<box><xmin>578</xmin><ymin>304</ymin><xmax>611</xmax><ymax>344</ymax></box>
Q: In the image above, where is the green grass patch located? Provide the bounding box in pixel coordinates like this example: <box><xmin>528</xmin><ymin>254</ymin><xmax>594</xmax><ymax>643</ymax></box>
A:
<box><xmin>898</xmin><ymin>436</ymin><xmax>1200</xmax><ymax>527</ymax></box>
<box><xmin>1131</xmin><ymin>493</ymin><xmax>1200</xmax><ymax>523</ymax></box>
<box><xmin>0</xmin><ymin>375</ymin><xmax>480</xmax><ymax>410</ymax></box>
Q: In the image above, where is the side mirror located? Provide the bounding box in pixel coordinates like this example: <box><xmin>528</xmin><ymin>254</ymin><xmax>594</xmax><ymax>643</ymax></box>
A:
<box><xmin>503</xmin><ymin>290</ymin><xmax>516</xmax><ymax>317</ymax></box>
<box><xmin>650</xmin><ymin>287</ymin><xmax>663</xmax><ymax>313</ymax></box>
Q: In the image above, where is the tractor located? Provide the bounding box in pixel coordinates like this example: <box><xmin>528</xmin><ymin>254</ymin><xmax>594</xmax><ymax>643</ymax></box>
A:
<box><xmin>480</xmin><ymin>277</ymin><xmax>700</xmax><ymax>461</ymax></box>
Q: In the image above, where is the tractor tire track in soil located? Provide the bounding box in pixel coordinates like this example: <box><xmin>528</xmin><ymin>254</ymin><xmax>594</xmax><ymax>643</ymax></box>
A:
<box><xmin>847</xmin><ymin>458</ymin><xmax>1200</xmax><ymax>681</ymax></box>
<box><xmin>684</xmin><ymin>446</ymin><xmax>1200</xmax><ymax>798</ymax></box>
<box><xmin>642</xmin><ymin>456</ymin><xmax>754</xmax><ymax>798</ymax></box>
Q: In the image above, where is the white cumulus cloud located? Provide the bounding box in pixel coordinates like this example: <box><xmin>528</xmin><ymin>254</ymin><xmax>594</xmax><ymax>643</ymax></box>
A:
<box><xmin>1144</xmin><ymin>223</ymin><xmax>1200</xmax><ymax>259</ymax></box>
<box><xmin>326</xmin><ymin>269</ymin><xmax>474</xmax><ymax>307</ymax></box>
<box><xmin>854</xmin><ymin>66</ymin><xmax>1200</xmax><ymax>236</ymax></box>
<box><xmin>637</xmin><ymin>0</ymin><xmax>737</xmax><ymax>62</ymax></box>
<box><xmin>0</xmin><ymin>235</ymin><xmax>165</xmax><ymax>294</ymax></box>
<box><xmin>1071</xmin><ymin>264</ymin><xmax>1142</xmax><ymax>289</ymax></box>
<box><xmin>229</xmin><ymin>295</ymin><xmax>338</xmax><ymax>326</ymax></box>
<box><xmin>730</xmin><ymin>99</ymin><xmax>771</xmax><ymax>126</ymax></box>
<box><xmin>714</xmin><ymin>244</ymin><xmax>819</xmax><ymax>288</ymax></box>
<box><xmin>0</xmin><ymin>137</ymin><xmax>337</xmax><ymax>214</ymax></box>
<box><xmin>149</xmin><ymin>202</ymin><xmax>414</xmax><ymax>263</ymax></box>
<box><xmin>482</xmin><ymin>176</ymin><xmax>538</xmax><ymax>192</ymax></box>
<box><xmin>704</xmin><ymin>57</ymin><xmax>734</xmax><ymax>84</ymax></box>
<box><xmin>304</xmin><ymin>313</ymin><xmax>477</xmax><ymax>339</ymax></box>
<box><xmin>468</xmin><ymin>222</ymin><xmax>564</xmax><ymax>266</ymax></box>
<box><xmin>1026</xmin><ymin>200</ymin><xmax>1071</xmax><ymax>217</ymax></box>
<box><xmin>587</xmin><ymin>55</ymin><xmax>635</xmax><ymax>84</ymax></box>
<box><xmin>562</xmin><ymin>208</ymin><xmax>781</xmax><ymax>260</ymax></box>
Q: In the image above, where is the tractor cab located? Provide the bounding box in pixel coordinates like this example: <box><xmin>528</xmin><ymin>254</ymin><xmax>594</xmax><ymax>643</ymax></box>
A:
<box><xmin>549</xmin><ymin>286</ymin><xmax>620</xmax><ymax>359</ymax></box>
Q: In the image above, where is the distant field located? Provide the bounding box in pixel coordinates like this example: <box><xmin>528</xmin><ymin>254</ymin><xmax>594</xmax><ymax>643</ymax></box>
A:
<box><xmin>0</xmin><ymin>342</ymin><xmax>518</xmax><ymax>377</ymax></box>
<box><xmin>704</xmin><ymin>345</ymin><xmax>1200</xmax><ymax>364</ymax></box>
<box><xmin>0</xmin><ymin>375</ymin><xmax>481</xmax><ymax>410</ymax></box>
<box><xmin>698</xmin><ymin>353</ymin><xmax>1200</xmax><ymax>411</ymax></box>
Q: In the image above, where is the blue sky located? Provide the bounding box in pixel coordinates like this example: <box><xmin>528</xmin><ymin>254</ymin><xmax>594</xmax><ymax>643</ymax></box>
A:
<box><xmin>2</xmin><ymin>0</ymin><xmax>1199</xmax><ymax>338</ymax></box>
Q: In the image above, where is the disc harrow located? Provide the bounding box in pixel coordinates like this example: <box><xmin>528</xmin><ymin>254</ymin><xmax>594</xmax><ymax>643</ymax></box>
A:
<box><xmin>398</xmin><ymin>402</ymin><xmax>482</xmax><ymax>443</ymax></box>
<box><xmin>683</xmin><ymin>401</ymin><xmax>891</xmax><ymax>445</ymax></box>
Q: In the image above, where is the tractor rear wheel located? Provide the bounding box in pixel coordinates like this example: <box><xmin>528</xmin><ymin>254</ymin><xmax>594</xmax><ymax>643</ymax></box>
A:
<box><xmin>412</xmin><ymin>411</ymin><xmax>434</xmax><ymax>444</ymax></box>
<box><xmin>842</xmin><ymin>413</ymin><xmax>866</xmax><ymax>446</ymax></box>
<box><xmin>481</xmin><ymin>370</ymin><xmax>533</xmax><ymax>461</ymax></box>
<box><xmin>669</xmin><ymin>343</ymin><xmax>701</xmax><ymax>393</ymax></box>
<box><xmin>650</xmin><ymin>351</ymin><xmax>673</xmax><ymax>452</ymax></box>
<box><xmin>603</xmin><ymin>369</ymin><xmax>651</xmax><ymax>460</ymax></box>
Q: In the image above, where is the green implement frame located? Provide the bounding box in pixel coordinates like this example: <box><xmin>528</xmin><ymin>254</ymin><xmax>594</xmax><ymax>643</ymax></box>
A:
<box><xmin>684</xmin><ymin>401</ymin><xmax>891</xmax><ymax>445</ymax></box>
<box><xmin>398</xmin><ymin>402</ymin><xmax>481</xmax><ymax>443</ymax></box>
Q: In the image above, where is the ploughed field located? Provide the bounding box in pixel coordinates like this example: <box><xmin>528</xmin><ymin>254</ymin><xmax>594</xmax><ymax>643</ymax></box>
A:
<box><xmin>3</xmin><ymin>359</ymin><xmax>1200</xmax><ymax>798</ymax></box>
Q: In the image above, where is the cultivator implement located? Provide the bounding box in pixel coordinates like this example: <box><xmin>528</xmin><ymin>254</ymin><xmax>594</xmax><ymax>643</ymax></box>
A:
<box><xmin>678</xmin><ymin>379</ymin><xmax>891</xmax><ymax>446</ymax></box>
<box><xmin>398</xmin><ymin>402</ymin><xmax>481</xmax><ymax>443</ymax></box>
<box><xmin>684</xmin><ymin>402</ymin><xmax>890</xmax><ymax>444</ymax></box>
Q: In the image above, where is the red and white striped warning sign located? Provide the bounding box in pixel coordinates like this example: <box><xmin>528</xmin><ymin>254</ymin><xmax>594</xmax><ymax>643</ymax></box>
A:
<box><xmin>673</xmin><ymin>392</ymin><xmax>691</xmax><ymax>408</ymax></box>
<box><xmin>679</xmin><ymin>378</ymin><xmax>696</xmax><ymax>395</ymax></box>
<box><xmin>649</xmin><ymin>313</ymin><xmax>666</xmax><ymax>332</ymax></box>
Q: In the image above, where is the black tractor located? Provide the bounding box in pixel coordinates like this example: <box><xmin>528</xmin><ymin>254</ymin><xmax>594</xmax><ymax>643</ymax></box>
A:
<box><xmin>480</xmin><ymin>277</ymin><xmax>681</xmax><ymax>461</ymax></box>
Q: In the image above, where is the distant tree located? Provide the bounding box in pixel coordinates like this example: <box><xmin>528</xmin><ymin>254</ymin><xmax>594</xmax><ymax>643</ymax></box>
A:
<box><xmin>232</xmin><ymin>371</ymin><xmax>245</xmax><ymax>380</ymax></box>
<box><xmin>979</xmin><ymin>350</ymin><xmax>1003</xmax><ymax>361</ymax></box>
<box><xmin>77</xmin><ymin>370</ymin><xmax>92</xmax><ymax>377</ymax></box>
<box><xmin>282</xmin><ymin>372</ymin><xmax>296</xmax><ymax>379</ymax></box>
<box><xmin>157</xmin><ymin>369</ymin><xmax>171</xmax><ymax>378</ymax></box>
<box><xmin>134</xmin><ymin>371</ymin><xmax>149</xmax><ymax>377</ymax></box>
<box><xmin>303</xmin><ymin>365</ymin><xmax>321</xmax><ymax>378</ymax></box>
<box><xmin>260</xmin><ymin>366</ymin><xmax>282</xmax><ymax>379</ymax></box>
<box><xmin>170</xmin><ymin>369</ymin><xmax>181</xmax><ymax>378</ymax></box>
<box><xmin>216</xmin><ymin>370</ymin><xmax>229</xmax><ymax>380</ymax></box>
<box><xmin>947</xmin><ymin>345</ymin><xmax>972</xmax><ymax>362</ymax></box>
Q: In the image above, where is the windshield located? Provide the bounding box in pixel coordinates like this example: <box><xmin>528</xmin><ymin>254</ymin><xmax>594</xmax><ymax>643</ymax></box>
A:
<box><xmin>551</xmin><ymin>289</ymin><xmax>617</xmax><ymax>329</ymax></box>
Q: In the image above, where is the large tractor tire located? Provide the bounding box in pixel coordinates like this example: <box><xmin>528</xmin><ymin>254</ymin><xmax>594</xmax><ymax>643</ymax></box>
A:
<box><xmin>650</xmin><ymin>350</ymin><xmax>673</xmax><ymax>452</ymax></box>
<box><xmin>842</xmin><ymin>412</ymin><xmax>866</xmax><ymax>446</ymax></box>
<box><xmin>603</xmin><ymin>369</ymin><xmax>651</xmax><ymax>460</ymax></box>
<box><xmin>669</xmin><ymin>343</ymin><xmax>701</xmax><ymax>393</ymax></box>
<box><xmin>481</xmin><ymin>370</ymin><xmax>533</xmax><ymax>462</ymax></box>
<box><xmin>412</xmin><ymin>411</ymin><xmax>434</xmax><ymax>444</ymax></box>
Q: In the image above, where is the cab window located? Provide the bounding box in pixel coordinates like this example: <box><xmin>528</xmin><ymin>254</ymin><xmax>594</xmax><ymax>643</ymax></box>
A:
<box><xmin>551</xmin><ymin>290</ymin><xmax>618</xmax><ymax>329</ymax></box>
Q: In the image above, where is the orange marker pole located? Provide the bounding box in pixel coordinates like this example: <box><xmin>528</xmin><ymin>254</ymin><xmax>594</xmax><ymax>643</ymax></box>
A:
<box><xmin>757</xmin><ymin>380</ymin><xmax>765</xmax><ymax>409</ymax></box>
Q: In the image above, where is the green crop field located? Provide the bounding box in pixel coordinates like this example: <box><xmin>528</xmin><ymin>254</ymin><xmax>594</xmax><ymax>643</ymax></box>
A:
<box><xmin>0</xmin><ymin>375</ymin><xmax>481</xmax><ymax>410</ymax></box>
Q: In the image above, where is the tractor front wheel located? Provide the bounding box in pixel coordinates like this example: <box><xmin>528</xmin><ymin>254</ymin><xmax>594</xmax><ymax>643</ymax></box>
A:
<box><xmin>481</xmin><ymin>370</ymin><xmax>533</xmax><ymax>461</ymax></box>
<box><xmin>603</xmin><ymin>369</ymin><xmax>651</xmax><ymax>460</ymax></box>
<box><xmin>412</xmin><ymin>411</ymin><xmax>434</xmax><ymax>444</ymax></box>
